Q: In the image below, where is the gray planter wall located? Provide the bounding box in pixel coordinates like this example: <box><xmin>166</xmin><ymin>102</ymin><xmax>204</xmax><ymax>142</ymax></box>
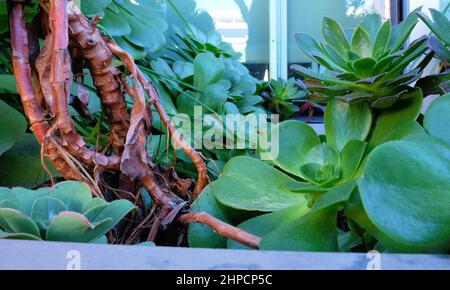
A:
<box><xmin>0</xmin><ymin>240</ymin><xmax>448</xmax><ymax>270</ymax></box>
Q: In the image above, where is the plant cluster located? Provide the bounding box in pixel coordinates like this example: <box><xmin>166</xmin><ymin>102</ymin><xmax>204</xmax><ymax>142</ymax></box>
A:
<box><xmin>0</xmin><ymin>1</ymin><xmax>449</xmax><ymax>255</ymax></box>
<box><xmin>0</xmin><ymin>181</ymin><xmax>135</xmax><ymax>243</ymax></box>
<box><xmin>293</xmin><ymin>12</ymin><xmax>432</xmax><ymax>108</ymax></box>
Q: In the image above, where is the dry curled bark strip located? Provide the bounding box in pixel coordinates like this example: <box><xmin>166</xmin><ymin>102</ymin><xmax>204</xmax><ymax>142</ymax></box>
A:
<box><xmin>67</xmin><ymin>3</ymin><xmax>129</xmax><ymax>152</ymax></box>
<box><xmin>180</xmin><ymin>213</ymin><xmax>262</xmax><ymax>249</ymax></box>
<box><xmin>136</xmin><ymin>67</ymin><xmax>209</xmax><ymax>198</ymax></box>
<box><xmin>9</xmin><ymin>0</ymin><xmax>81</xmax><ymax>181</ymax></box>
<box><xmin>43</xmin><ymin>0</ymin><xmax>121</xmax><ymax>171</ymax></box>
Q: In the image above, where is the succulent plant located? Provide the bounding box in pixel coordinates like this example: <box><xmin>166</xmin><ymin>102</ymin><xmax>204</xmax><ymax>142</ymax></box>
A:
<box><xmin>0</xmin><ymin>181</ymin><xmax>135</xmax><ymax>243</ymax></box>
<box><xmin>260</xmin><ymin>78</ymin><xmax>307</xmax><ymax>118</ymax></box>
<box><xmin>415</xmin><ymin>9</ymin><xmax>450</xmax><ymax>96</ymax></box>
<box><xmin>417</xmin><ymin>8</ymin><xmax>450</xmax><ymax>62</ymax></box>
<box><xmin>293</xmin><ymin>11</ymin><xmax>432</xmax><ymax>109</ymax></box>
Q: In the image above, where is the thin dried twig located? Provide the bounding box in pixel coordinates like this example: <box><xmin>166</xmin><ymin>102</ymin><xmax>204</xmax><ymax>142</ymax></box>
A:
<box><xmin>180</xmin><ymin>213</ymin><xmax>262</xmax><ymax>249</ymax></box>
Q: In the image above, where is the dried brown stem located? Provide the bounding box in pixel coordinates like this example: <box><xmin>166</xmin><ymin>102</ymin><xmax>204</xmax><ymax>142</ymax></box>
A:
<box><xmin>67</xmin><ymin>3</ymin><xmax>129</xmax><ymax>152</ymax></box>
<box><xmin>180</xmin><ymin>213</ymin><xmax>262</xmax><ymax>249</ymax></box>
<box><xmin>9</xmin><ymin>0</ymin><xmax>80</xmax><ymax>181</ymax></box>
<box><xmin>136</xmin><ymin>70</ymin><xmax>209</xmax><ymax>198</ymax></box>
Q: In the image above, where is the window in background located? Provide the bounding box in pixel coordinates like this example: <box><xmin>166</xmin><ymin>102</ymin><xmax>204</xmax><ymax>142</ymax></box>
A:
<box><xmin>287</xmin><ymin>0</ymin><xmax>391</xmax><ymax>78</ymax></box>
<box><xmin>407</xmin><ymin>0</ymin><xmax>449</xmax><ymax>40</ymax></box>
<box><xmin>182</xmin><ymin>0</ymin><xmax>271</xmax><ymax>80</ymax></box>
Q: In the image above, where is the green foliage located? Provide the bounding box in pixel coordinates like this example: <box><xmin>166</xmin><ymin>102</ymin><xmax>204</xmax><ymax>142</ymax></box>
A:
<box><xmin>0</xmin><ymin>99</ymin><xmax>26</xmax><ymax>156</ymax></box>
<box><xmin>188</xmin><ymin>90</ymin><xmax>450</xmax><ymax>253</ymax></box>
<box><xmin>417</xmin><ymin>9</ymin><xmax>450</xmax><ymax>54</ymax></box>
<box><xmin>0</xmin><ymin>181</ymin><xmax>135</xmax><ymax>243</ymax></box>
<box><xmin>149</xmin><ymin>27</ymin><xmax>263</xmax><ymax>116</ymax></box>
<box><xmin>81</xmin><ymin>0</ymin><xmax>168</xmax><ymax>59</ymax></box>
<box><xmin>293</xmin><ymin>11</ymin><xmax>432</xmax><ymax>108</ymax></box>
<box><xmin>260</xmin><ymin>78</ymin><xmax>307</xmax><ymax>119</ymax></box>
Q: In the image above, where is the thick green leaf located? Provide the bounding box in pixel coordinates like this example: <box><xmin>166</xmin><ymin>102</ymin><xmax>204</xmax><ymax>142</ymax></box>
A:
<box><xmin>300</xmin><ymin>144</ymin><xmax>341</xmax><ymax>184</ymax></box>
<box><xmin>119</xmin><ymin>0</ymin><xmax>167</xmax><ymax>53</ymax></box>
<box><xmin>322</xmin><ymin>17</ymin><xmax>351</xmax><ymax>58</ymax></box>
<box><xmin>199</xmin><ymin>84</ymin><xmax>228</xmax><ymax>110</ymax></box>
<box><xmin>228</xmin><ymin>202</ymin><xmax>310</xmax><ymax>250</ymax></box>
<box><xmin>338</xmin><ymin>230</ymin><xmax>363</xmax><ymax>252</ymax></box>
<box><xmin>345</xmin><ymin>191</ymin><xmax>450</xmax><ymax>253</ymax></box>
<box><xmin>50</xmin><ymin>181</ymin><xmax>92</xmax><ymax>213</ymax></box>
<box><xmin>99</xmin><ymin>8</ymin><xmax>131</xmax><ymax>37</ymax></box>
<box><xmin>295</xmin><ymin>33</ymin><xmax>341</xmax><ymax>70</ymax></box>
<box><xmin>0</xmin><ymin>134</ymin><xmax>57</xmax><ymax>187</ymax></box>
<box><xmin>8</xmin><ymin>187</ymin><xmax>47</xmax><ymax>217</ymax></box>
<box><xmin>362</xmin><ymin>14</ymin><xmax>382</xmax><ymax>40</ymax></box>
<box><xmin>389</xmin><ymin>8</ymin><xmax>420</xmax><ymax>52</ymax></box>
<box><xmin>81</xmin><ymin>198</ymin><xmax>108</xmax><ymax>214</ymax></box>
<box><xmin>263</xmin><ymin>121</ymin><xmax>320</xmax><ymax>177</ymax></box>
<box><xmin>213</xmin><ymin>157</ymin><xmax>307</xmax><ymax>212</ymax></box>
<box><xmin>83</xmin><ymin>199</ymin><xmax>135</xmax><ymax>225</ymax></box>
<box><xmin>193</xmin><ymin>53</ymin><xmax>225</xmax><ymax>89</ymax></box>
<box><xmin>381</xmin><ymin>120</ymin><xmax>425</xmax><ymax>144</ymax></box>
<box><xmin>424</xmin><ymin>93</ymin><xmax>450</xmax><ymax>147</ymax></box>
<box><xmin>340</xmin><ymin>140</ymin><xmax>367</xmax><ymax>181</ymax></box>
<box><xmin>46</xmin><ymin>211</ymin><xmax>112</xmax><ymax>243</ymax></box>
<box><xmin>260</xmin><ymin>207</ymin><xmax>339</xmax><ymax>252</ymax></box>
<box><xmin>373</xmin><ymin>20</ymin><xmax>392</xmax><ymax>57</ymax></box>
<box><xmin>368</xmin><ymin>88</ymin><xmax>423</xmax><ymax>148</ymax></box>
<box><xmin>359</xmin><ymin>138</ymin><xmax>450</xmax><ymax>245</ymax></box>
<box><xmin>115</xmin><ymin>37</ymin><xmax>147</xmax><ymax>60</ymax></box>
<box><xmin>0</xmin><ymin>100</ymin><xmax>27</xmax><ymax>156</ymax></box>
<box><xmin>0</xmin><ymin>232</ymin><xmax>42</xmax><ymax>240</ymax></box>
<box><xmin>80</xmin><ymin>0</ymin><xmax>112</xmax><ymax>15</ymax></box>
<box><xmin>0</xmin><ymin>75</ymin><xmax>18</xmax><ymax>94</ymax></box>
<box><xmin>0</xmin><ymin>208</ymin><xmax>40</xmax><ymax>237</ymax></box>
<box><xmin>325</xmin><ymin>99</ymin><xmax>372</xmax><ymax>151</ymax></box>
<box><xmin>351</xmin><ymin>57</ymin><xmax>377</xmax><ymax>78</ymax></box>
<box><xmin>351</xmin><ymin>27</ymin><xmax>373</xmax><ymax>58</ymax></box>
<box><xmin>311</xmin><ymin>181</ymin><xmax>357</xmax><ymax>212</ymax></box>
<box><xmin>417</xmin><ymin>9</ymin><xmax>450</xmax><ymax>47</ymax></box>
<box><xmin>30</xmin><ymin>196</ymin><xmax>67</xmax><ymax>231</ymax></box>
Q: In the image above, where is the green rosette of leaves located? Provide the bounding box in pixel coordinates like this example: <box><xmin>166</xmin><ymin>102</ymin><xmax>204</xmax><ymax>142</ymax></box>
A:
<box><xmin>293</xmin><ymin>11</ymin><xmax>433</xmax><ymax>108</ymax></box>
<box><xmin>187</xmin><ymin>90</ymin><xmax>450</xmax><ymax>254</ymax></box>
<box><xmin>0</xmin><ymin>181</ymin><xmax>135</xmax><ymax>243</ymax></box>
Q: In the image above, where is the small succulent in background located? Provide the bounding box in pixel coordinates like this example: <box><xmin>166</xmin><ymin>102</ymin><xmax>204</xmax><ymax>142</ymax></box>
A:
<box><xmin>0</xmin><ymin>181</ymin><xmax>135</xmax><ymax>243</ymax></box>
<box><xmin>293</xmin><ymin>11</ymin><xmax>432</xmax><ymax>109</ymax></box>
<box><xmin>259</xmin><ymin>78</ymin><xmax>307</xmax><ymax>119</ymax></box>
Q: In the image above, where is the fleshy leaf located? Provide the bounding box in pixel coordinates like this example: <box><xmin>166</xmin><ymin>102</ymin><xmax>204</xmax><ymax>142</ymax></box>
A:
<box><xmin>213</xmin><ymin>157</ymin><xmax>306</xmax><ymax>212</ymax></box>
<box><xmin>0</xmin><ymin>208</ymin><xmax>40</xmax><ymax>237</ymax></box>
<box><xmin>31</xmin><ymin>196</ymin><xmax>67</xmax><ymax>231</ymax></box>
<box><xmin>0</xmin><ymin>100</ymin><xmax>27</xmax><ymax>156</ymax></box>
<box><xmin>351</xmin><ymin>27</ymin><xmax>373</xmax><ymax>58</ymax></box>
<box><xmin>260</xmin><ymin>207</ymin><xmax>339</xmax><ymax>252</ymax></box>
<box><xmin>424</xmin><ymin>93</ymin><xmax>450</xmax><ymax>147</ymax></box>
<box><xmin>325</xmin><ymin>99</ymin><xmax>372</xmax><ymax>151</ymax></box>
<box><xmin>368</xmin><ymin>88</ymin><xmax>423</xmax><ymax>148</ymax></box>
<box><xmin>340</xmin><ymin>140</ymin><xmax>367</xmax><ymax>181</ymax></box>
<box><xmin>227</xmin><ymin>202</ymin><xmax>310</xmax><ymax>250</ymax></box>
<box><xmin>359</xmin><ymin>137</ymin><xmax>450</xmax><ymax>245</ymax></box>
<box><xmin>263</xmin><ymin>120</ymin><xmax>320</xmax><ymax>177</ymax></box>
<box><xmin>46</xmin><ymin>211</ymin><xmax>113</xmax><ymax>243</ymax></box>
<box><xmin>50</xmin><ymin>181</ymin><xmax>92</xmax><ymax>213</ymax></box>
